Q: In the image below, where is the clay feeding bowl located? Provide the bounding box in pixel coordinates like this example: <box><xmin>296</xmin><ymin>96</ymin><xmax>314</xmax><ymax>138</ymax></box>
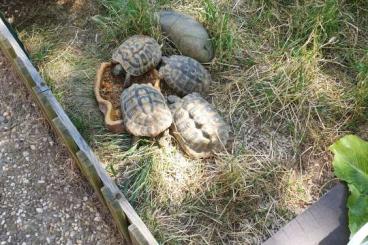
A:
<box><xmin>94</xmin><ymin>62</ymin><xmax>161</xmax><ymax>133</ymax></box>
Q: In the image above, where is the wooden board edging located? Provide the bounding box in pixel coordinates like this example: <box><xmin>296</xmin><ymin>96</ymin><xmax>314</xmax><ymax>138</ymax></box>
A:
<box><xmin>0</xmin><ymin>16</ymin><xmax>158</xmax><ymax>245</ymax></box>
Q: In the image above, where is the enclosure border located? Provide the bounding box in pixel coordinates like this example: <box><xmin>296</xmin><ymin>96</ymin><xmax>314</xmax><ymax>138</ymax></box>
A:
<box><xmin>0</xmin><ymin>17</ymin><xmax>157</xmax><ymax>245</ymax></box>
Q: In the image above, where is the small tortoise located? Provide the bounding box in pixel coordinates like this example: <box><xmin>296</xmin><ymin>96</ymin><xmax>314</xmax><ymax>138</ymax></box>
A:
<box><xmin>112</xmin><ymin>35</ymin><xmax>162</xmax><ymax>87</ymax></box>
<box><xmin>168</xmin><ymin>93</ymin><xmax>230</xmax><ymax>158</ymax></box>
<box><xmin>159</xmin><ymin>55</ymin><xmax>211</xmax><ymax>95</ymax></box>
<box><xmin>120</xmin><ymin>83</ymin><xmax>172</xmax><ymax>137</ymax></box>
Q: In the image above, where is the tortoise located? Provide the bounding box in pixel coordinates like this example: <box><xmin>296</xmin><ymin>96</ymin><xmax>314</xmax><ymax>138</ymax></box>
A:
<box><xmin>112</xmin><ymin>35</ymin><xmax>162</xmax><ymax>88</ymax></box>
<box><xmin>167</xmin><ymin>92</ymin><xmax>230</xmax><ymax>158</ymax></box>
<box><xmin>156</xmin><ymin>10</ymin><xmax>214</xmax><ymax>63</ymax></box>
<box><xmin>159</xmin><ymin>55</ymin><xmax>211</xmax><ymax>95</ymax></box>
<box><xmin>120</xmin><ymin>83</ymin><xmax>172</xmax><ymax>137</ymax></box>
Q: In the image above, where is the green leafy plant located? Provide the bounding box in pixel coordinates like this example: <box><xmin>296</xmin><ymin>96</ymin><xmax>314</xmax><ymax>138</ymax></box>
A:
<box><xmin>330</xmin><ymin>135</ymin><xmax>368</xmax><ymax>236</ymax></box>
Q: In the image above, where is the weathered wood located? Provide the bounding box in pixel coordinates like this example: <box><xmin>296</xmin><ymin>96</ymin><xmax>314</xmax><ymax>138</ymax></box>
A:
<box><xmin>14</xmin><ymin>57</ymin><xmax>36</xmax><ymax>88</ymax></box>
<box><xmin>0</xmin><ymin>36</ymin><xmax>17</xmax><ymax>58</ymax></box>
<box><xmin>76</xmin><ymin>151</ymin><xmax>106</xmax><ymax>206</ymax></box>
<box><xmin>101</xmin><ymin>186</ymin><xmax>130</xmax><ymax>243</ymax></box>
<box><xmin>0</xmin><ymin>18</ymin><xmax>49</xmax><ymax>92</ymax></box>
<box><xmin>116</xmin><ymin>194</ymin><xmax>158</xmax><ymax>245</ymax></box>
<box><xmin>14</xmin><ymin>58</ymin><xmax>36</xmax><ymax>92</ymax></box>
<box><xmin>32</xmin><ymin>89</ymin><xmax>57</xmax><ymax>121</ymax></box>
<box><xmin>38</xmin><ymin>90</ymin><xmax>123</xmax><ymax>193</ymax></box>
<box><xmin>0</xmin><ymin>13</ymin><xmax>29</xmax><ymax>58</ymax></box>
<box><xmin>263</xmin><ymin>183</ymin><xmax>349</xmax><ymax>245</ymax></box>
<box><xmin>52</xmin><ymin>117</ymin><xmax>80</xmax><ymax>154</ymax></box>
<box><xmin>129</xmin><ymin>224</ymin><xmax>150</xmax><ymax>245</ymax></box>
<box><xmin>0</xmin><ymin>16</ymin><xmax>158</xmax><ymax>245</ymax></box>
<box><xmin>14</xmin><ymin>57</ymin><xmax>49</xmax><ymax>93</ymax></box>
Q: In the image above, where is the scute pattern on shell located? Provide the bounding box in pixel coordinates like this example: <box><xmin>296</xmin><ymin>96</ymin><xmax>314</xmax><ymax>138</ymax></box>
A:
<box><xmin>160</xmin><ymin>55</ymin><xmax>211</xmax><ymax>95</ymax></box>
<box><xmin>112</xmin><ymin>35</ymin><xmax>162</xmax><ymax>76</ymax></box>
<box><xmin>169</xmin><ymin>93</ymin><xmax>230</xmax><ymax>158</ymax></box>
<box><xmin>121</xmin><ymin>84</ymin><xmax>172</xmax><ymax>137</ymax></box>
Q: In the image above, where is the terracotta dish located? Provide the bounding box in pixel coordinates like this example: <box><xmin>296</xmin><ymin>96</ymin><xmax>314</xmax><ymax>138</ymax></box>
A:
<box><xmin>94</xmin><ymin>62</ymin><xmax>161</xmax><ymax>133</ymax></box>
<box><xmin>94</xmin><ymin>62</ymin><xmax>125</xmax><ymax>133</ymax></box>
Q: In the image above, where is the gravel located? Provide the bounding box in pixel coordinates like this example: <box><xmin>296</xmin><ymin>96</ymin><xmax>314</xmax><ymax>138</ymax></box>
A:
<box><xmin>0</xmin><ymin>52</ymin><xmax>122</xmax><ymax>244</ymax></box>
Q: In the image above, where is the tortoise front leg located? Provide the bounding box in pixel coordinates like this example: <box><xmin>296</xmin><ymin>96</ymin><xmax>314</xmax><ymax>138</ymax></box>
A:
<box><xmin>123</xmin><ymin>74</ymin><xmax>132</xmax><ymax>88</ymax></box>
<box><xmin>154</xmin><ymin>79</ymin><xmax>161</xmax><ymax>90</ymax></box>
<box><xmin>152</xmin><ymin>69</ymin><xmax>161</xmax><ymax>90</ymax></box>
<box><xmin>131</xmin><ymin>135</ymin><xmax>140</xmax><ymax>146</ymax></box>
<box><xmin>157</xmin><ymin>129</ymin><xmax>171</xmax><ymax>148</ymax></box>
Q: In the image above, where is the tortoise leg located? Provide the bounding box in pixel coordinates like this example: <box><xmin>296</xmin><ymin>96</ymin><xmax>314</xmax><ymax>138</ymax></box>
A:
<box><xmin>154</xmin><ymin>79</ymin><xmax>161</xmax><ymax>90</ymax></box>
<box><xmin>131</xmin><ymin>135</ymin><xmax>140</xmax><ymax>146</ymax></box>
<box><xmin>152</xmin><ymin>69</ymin><xmax>161</xmax><ymax>90</ymax></box>
<box><xmin>157</xmin><ymin>129</ymin><xmax>171</xmax><ymax>148</ymax></box>
<box><xmin>123</xmin><ymin>74</ymin><xmax>132</xmax><ymax>88</ymax></box>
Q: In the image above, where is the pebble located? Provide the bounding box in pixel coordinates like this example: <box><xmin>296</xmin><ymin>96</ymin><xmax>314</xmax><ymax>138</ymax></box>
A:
<box><xmin>0</xmin><ymin>53</ymin><xmax>120</xmax><ymax>244</ymax></box>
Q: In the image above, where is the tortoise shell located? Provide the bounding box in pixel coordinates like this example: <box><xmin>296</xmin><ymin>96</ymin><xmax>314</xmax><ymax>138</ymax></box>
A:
<box><xmin>159</xmin><ymin>55</ymin><xmax>211</xmax><ymax>95</ymax></box>
<box><xmin>168</xmin><ymin>93</ymin><xmax>230</xmax><ymax>158</ymax></box>
<box><xmin>112</xmin><ymin>35</ymin><xmax>162</xmax><ymax>76</ymax></box>
<box><xmin>120</xmin><ymin>84</ymin><xmax>172</xmax><ymax>137</ymax></box>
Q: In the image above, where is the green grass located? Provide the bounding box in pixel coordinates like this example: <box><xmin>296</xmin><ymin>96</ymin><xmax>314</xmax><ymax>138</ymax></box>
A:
<box><xmin>201</xmin><ymin>0</ymin><xmax>236</xmax><ymax>62</ymax></box>
<box><xmin>12</xmin><ymin>0</ymin><xmax>368</xmax><ymax>243</ymax></box>
<box><xmin>93</xmin><ymin>0</ymin><xmax>161</xmax><ymax>45</ymax></box>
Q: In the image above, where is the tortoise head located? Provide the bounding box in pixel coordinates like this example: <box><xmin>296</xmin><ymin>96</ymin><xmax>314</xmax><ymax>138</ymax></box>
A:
<box><xmin>167</xmin><ymin>95</ymin><xmax>181</xmax><ymax>104</ymax></box>
<box><xmin>167</xmin><ymin>95</ymin><xmax>182</xmax><ymax>112</ymax></box>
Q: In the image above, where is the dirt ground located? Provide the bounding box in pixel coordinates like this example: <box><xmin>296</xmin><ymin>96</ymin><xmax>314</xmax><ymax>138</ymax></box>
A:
<box><xmin>0</xmin><ymin>52</ymin><xmax>122</xmax><ymax>244</ymax></box>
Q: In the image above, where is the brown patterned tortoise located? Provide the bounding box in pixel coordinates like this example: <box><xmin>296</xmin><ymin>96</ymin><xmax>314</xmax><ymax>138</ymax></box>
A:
<box><xmin>167</xmin><ymin>92</ymin><xmax>230</xmax><ymax>158</ymax></box>
<box><xmin>112</xmin><ymin>35</ymin><xmax>162</xmax><ymax>88</ymax></box>
<box><xmin>159</xmin><ymin>55</ymin><xmax>211</xmax><ymax>96</ymax></box>
<box><xmin>120</xmin><ymin>83</ymin><xmax>172</xmax><ymax>138</ymax></box>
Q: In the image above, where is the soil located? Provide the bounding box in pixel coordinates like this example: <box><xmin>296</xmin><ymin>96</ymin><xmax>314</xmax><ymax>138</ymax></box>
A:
<box><xmin>0</xmin><ymin>52</ymin><xmax>122</xmax><ymax>244</ymax></box>
<box><xmin>99</xmin><ymin>65</ymin><xmax>161</xmax><ymax>121</ymax></box>
<box><xmin>100</xmin><ymin>66</ymin><xmax>124</xmax><ymax>121</ymax></box>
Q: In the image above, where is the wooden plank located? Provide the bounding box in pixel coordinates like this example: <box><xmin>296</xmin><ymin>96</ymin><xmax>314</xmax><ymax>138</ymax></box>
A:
<box><xmin>52</xmin><ymin>117</ymin><xmax>79</xmax><ymax>154</ymax></box>
<box><xmin>0</xmin><ymin>15</ymin><xmax>120</xmax><ymax>200</ymax></box>
<box><xmin>0</xmin><ymin>18</ymin><xmax>49</xmax><ymax>92</ymax></box>
<box><xmin>0</xmin><ymin>13</ymin><xmax>29</xmax><ymax>58</ymax></box>
<box><xmin>263</xmin><ymin>183</ymin><xmax>349</xmax><ymax>245</ymax></box>
<box><xmin>0</xmin><ymin>17</ymin><xmax>158</xmax><ymax>244</ymax></box>
<box><xmin>129</xmin><ymin>224</ymin><xmax>150</xmax><ymax>245</ymax></box>
<box><xmin>116</xmin><ymin>195</ymin><xmax>158</xmax><ymax>245</ymax></box>
<box><xmin>0</xmin><ymin>36</ymin><xmax>17</xmax><ymax>58</ymax></box>
<box><xmin>39</xmin><ymin>90</ymin><xmax>122</xmax><ymax>194</ymax></box>
<box><xmin>33</xmin><ymin>88</ymin><xmax>57</xmax><ymax>121</ymax></box>
<box><xmin>76</xmin><ymin>151</ymin><xmax>106</xmax><ymax>207</ymax></box>
<box><xmin>101</xmin><ymin>186</ymin><xmax>130</xmax><ymax>243</ymax></box>
<box><xmin>14</xmin><ymin>57</ymin><xmax>49</xmax><ymax>93</ymax></box>
<box><xmin>13</xmin><ymin>56</ymin><xmax>36</xmax><ymax>88</ymax></box>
